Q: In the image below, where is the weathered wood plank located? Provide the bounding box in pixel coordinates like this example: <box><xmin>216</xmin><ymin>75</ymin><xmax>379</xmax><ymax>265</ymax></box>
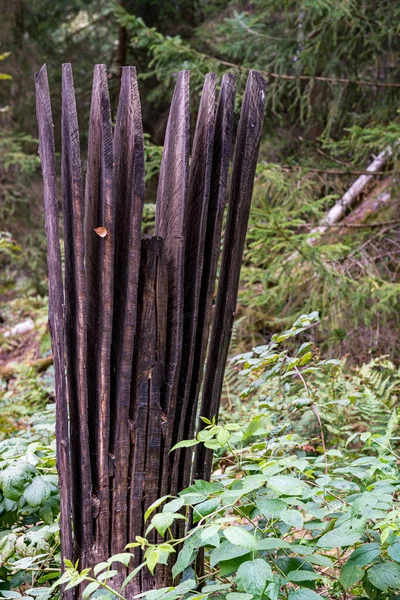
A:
<box><xmin>154</xmin><ymin>71</ymin><xmax>190</xmax><ymax>498</ymax></box>
<box><xmin>184</xmin><ymin>73</ymin><xmax>236</xmax><ymax>486</ymax></box>
<box><xmin>195</xmin><ymin>70</ymin><xmax>267</xmax><ymax>481</ymax></box>
<box><xmin>110</xmin><ymin>66</ymin><xmax>145</xmax><ymax>560</ymax></box>
<box><xmin>171</xmin><ymin>73</ymin><xmax>217</xmax><ymax>495</ymax></box>
<box><xmin>85</xmin><ymin>64</ymin><xmax>114</xmax><ymax>562</ymax></box>
<box><xmin>35</xmin><ymin>64</ymin><xmax>74</xmax><ymax>590</ymax></box>
<box><xmin>128</xmin><ymin>236</ymin><xmax>167</xmax><ymax>596</ymax></box>
<box><xmin>61</xmin><ymin>64</ymin><xmax>93</xmax><ymax>566</ymax></box>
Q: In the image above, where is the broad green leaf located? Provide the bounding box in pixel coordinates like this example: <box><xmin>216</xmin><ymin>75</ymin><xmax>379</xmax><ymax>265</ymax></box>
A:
<box><xmin>388</xmin><ymin>542</ymin><xmax>400</xmax><ymax>562</ymax></box>
<box><xmin>226</xmin><ymin>594</ymin><xmax>253</xmax><ymax>600</ymax></box>
<box><xmin>257</xmin><ymin>538</ymin><xmax>291</xmax><ymax>550</ymax></box>
<box><xmin>146</xmin><ymin>550</ymin><xmax>159</xmax><ymax>575</ymax></box>
<box><xmin>171</xmin><ymin>439</ymin><xmax>199</xmax><ymax>451</ymax></box>
<box><xmin>220</xmin><ymin>554</ymin><xmax>252</xmax><ymax>577</ymax></box>
<box><xmin>236</xmin><ymin>559</ymin><xmax>273</xmax><ymax>598</ymax></box>
<box><xmin>287</xmin><ymin>571</ymin><xmax>320</xmax><ymax>583</ymax></box>
<box><xmin>108</xmin><ymin>552</ymin><xmax>133</xmax><ymax>567</ymax></box>
<box><xmin>93</xmin><ymin>562</ymin><xmax>110</xmax><ymax>576</ymax></box>
<box><xmin>82</xmin><ymin>582</ymin><xmax>100</xmax><ymax>599</ymax></box>
<box><xmin>340</xmin><ymin>564</ymin><xmax>364</xmax><ymax>589</ymax></box>
<box><xmin>121</xmin><ymin>563</ymin><xmax>145</xmax><ymax>591</ymax></box>
<box><xmin>288</xmin><ymin>590</ymin><xmax>323</xmax><ymax>600</ymax></box>
<box><xmin>150</xmin><ymin>512</ymin><xmax>175</xmax><ymax>537</ymax></box>
<box><xmin>267</xmin><ymin>475</ymin><xmax>308</xmax><ymax>496</ymax></box>
<box><xmin>280</xmin><ymin>509</ymin><xmax>304</xmax><ymax>530</ymax></box>
<box><xmin>144</xmin><ymin>495</ymin><xmax>170</xmax><ymax>521</ymax></box>
<box><xmin>210</xmin><ymin>541</ymin><xmax>249</xmax><ymax>568</ymax></box>
<box><xmin>193</xmin><ymin>498</ymin><xmax>221</xmax><ymax>523</ymax></box>
<box><xmin>97</xmin><ymin>569</ymin><xmax>118</xmax><ymax>581</ymax></box>
<box><xmin>172</xmin><ymin>544</ymin><xmax>195</xmax><ymax>578</ymax></box>
<box><xmin>162</xmin><ymin>498</ymin><xmax>184</xmax><ymax>513</ymax></box>
<box><xmin>224</xmin><ymin>526</ymin><xmax>257</xmax><ymax>550</ymax></box>
<box><xmin>367</xmin><ymin>561</ymin><xmax>400</xmax><ymax>591</ymax></box>
<box><xmin>346</xmin><ymin>543</ymin><xmax>381</xmax><ymax>567</ymax></box>
<box><xmin>2</xmin><ymin>464</ymin><xmax>34</xmax><ymax>501</ymax></box>
<box><xmin>24</xmin><ymin>477</ymin><xmax>51</xmax><ymax>507</ymax></box>
<box><xmin>317</xmin><ymin>526</ymin><xmax>364</xmax><ymax>549</ymax></box>
<box><xmin>256</xmin><ymin>498</ymin><xmax>286</xmax><ymax>518</ymax></box>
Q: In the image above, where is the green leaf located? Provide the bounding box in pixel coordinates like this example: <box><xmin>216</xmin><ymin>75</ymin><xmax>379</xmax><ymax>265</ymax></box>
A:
<box><xmin>109</xmin><ymin>552</ymin><xmax>133</xmax><ymax>567</ymax></box>
<box><xmin>236</xmin><ymin>559</ymin><xmax>273</xmax><ymax>598</ymax></box>
<box><xmin>288</xmin><ymin>590</ymin><xmax>323</xmax><ymax>600</ymax></box>
<box><xmin>163</xmin><ymin>498</ymin><xmax>184</xmax><ymax>513</ymax></box>
<box><xmin>0</xmin><ymin>592</ymin><xmax>21</xmax><ymax>599</ymax></box>
<box><xmin>388</xmin><ymin>542</ymin><xmax>400</xmax><ymax>562</ymax></box>
<box><xmin>340</xmin><ymin>564</ymin><xmax>364</xmax><ymax>589</ymax></box>
<box><xmin>93</xmin><ymin>562</ymin><xmax>110</xmax><ymax>576</ymax></box>
<box><xmin>193</xmin><ymin>497</ymin><xmax>221</xmax><ymax>523</ymax></box>
<box><xmin>146</xmin><ymin>550</ymin><xmax>159</xmax><ymax>575</ymax></box>
<box><xmin>1</xmin><ymin>464</ymin><xmax>33</xmax><ymax>501</ymax></box>
<box><xmin>144</xmin><ymin>495</ymin><xmax>170</xmax><ymax>521</ymax></box>
<box><xmin>346</xmin><ymin>543</ymin><xmax>381</xmax><ymax>567</ymax></box>
<box><xmin>97</xmin><ymin>569</ymin><xmax>118</xmax><ymax>581</ymax></box>
<box><xmin>287</xmin><ymin>571</ymin><xmax>320</xmax><ymax>583</ymax></box>
<box><xmin>226</xmin><ymin>594</ymin><xmax>253</xmax><ymax>600</ymax></box>
<box><xmin>267</xmin><ymin>475</ymin><xmax>308</xmax><ymax>496</ymax></box>
<box><xmin>224</xmin><ymin>526</ymin><xmax>257</xmax><ymax>550</ymax></box>
<box><xmin>150</xmin><ymin>512</ymin><xmax>175</xmax><ymax>536</ymax></box>
<box><xmin>121</xmin><ymin>563</ymin><xmax>145</xmax><ymax>591</ymax></box>
<box><xmin>280</xmin><ymin>509</ymin><xmax>304</xmax><ymax>530</ymax></box>
<box><xmin>172</xmin><ymin>544</ymin><xmax>195</xmax><ymax>578</ymax></box>
<box><xmin>317</xmin><ymin>525</ymin><xmax>364</xmax><ymax>549</ymax></box>
<box><xmin>82</xmin><ymin>582</ymin><xmax>100</xmax><ymax>599</ymax></box>
<box><xmin>210</xmin><ymin>541</ymin><xmax>250</xmax><ymax>568</ymax></box>
<box><xmin>367</xmin><ymin>561</ymin><xmax>400</xmax><ymax>591</ymax></box>
<box><xmin>24</xmin><ymin>477</ymin><xmax>51</xmax><ymax>507</ymax></box>
<box><xmin>256</xmin><ymin>498</ymin><xmax>286</xmax><ymax>518</ymax></box>
<box><xmin>257</xmin><ymin>538</ymin><xmax>291</xmax><ymax>550</ymax></box>
<box><xmin>171</xmin><ymin>439</ymin><xmax>199</xmax><ymax>451</ymax></box>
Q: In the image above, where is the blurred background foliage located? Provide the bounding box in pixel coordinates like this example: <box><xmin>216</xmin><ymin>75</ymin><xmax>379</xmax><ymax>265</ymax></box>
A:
<box><xmin>0</xmin><ymin>0</ymin><xmax>400</xmax><ymax>362</ymax></box>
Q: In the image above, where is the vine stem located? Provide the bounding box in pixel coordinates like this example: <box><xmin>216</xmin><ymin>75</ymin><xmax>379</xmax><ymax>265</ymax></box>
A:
<box><xmin>294</xmin><ymin>366</ymin><xmax>328</xmax><ymax>475</ymax></box>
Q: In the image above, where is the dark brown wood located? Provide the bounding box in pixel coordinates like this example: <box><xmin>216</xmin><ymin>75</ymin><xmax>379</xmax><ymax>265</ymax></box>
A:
<box><xmin>61</xmin><ymin>63</ymin><xmax>93</xmax><ymax>566</ymax></box>
<box><xmin>110</xmin><ymin>66</ymin><xmax>145</xmax><ymax>561</ymax></box>
<box><xmin>85</xmin><ymin>64</ymin><xmax>115</xmax><ymax>563</ymax></box>
<box><xmin>194</xmin><ymin>70</ymin><xmax>267</xmax><ymax>482</ymax></box>
<box><xmin>171</xmin><ymin>72</ymin><xmax>217</xmax><ymax>496</ymax></box>
<box><xmin>127</xmin><ymin>237</ymin><xmax>167</xmax><ymax>596</ymax></box>
<box><xmin>35</xmin><ymin>65</ymin><xmax>73</xmax><ymax>597</ymax></box>
<box><xmin>184</xmin><ymin>73</ymin><xmax>236</xmax><ymax>485</ymax></box>
<box><xmin>36</xmin><ymin>66</ymin><xmax>267</xmax><ymax>597</ymax></box>
<box><xmin>154</xmin><ymin>71</ymin><xmax>190</xmax><ymax>498</ymax></box>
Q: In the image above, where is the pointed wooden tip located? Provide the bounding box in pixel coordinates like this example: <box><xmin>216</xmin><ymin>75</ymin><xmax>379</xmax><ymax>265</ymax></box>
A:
<box><xmin>246</xmin><ymin>69</ymin><xmax>268</xmax><ymax>100</ymax></box>
<box><xmin>35</xmin><ymin>64</ymin><xmax>48</xmax><ymax>87</ymax></box>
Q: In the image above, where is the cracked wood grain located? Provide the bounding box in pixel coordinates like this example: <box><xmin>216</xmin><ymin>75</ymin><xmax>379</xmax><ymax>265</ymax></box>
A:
<box><xmin>195</xmin><ymin>70</ymin><xmax>267</xmax><ymax>482</ymax></box>
<box><xmin>184</xmin><ymin>73</ymin><xmax>236</xmax><ymax>486</ymax></box>
<box><xmin>85</xmin><ymin>64</ymin><xmax>114</xmax><ymax>563</ymax></box>
<box><xmin>154</xmin><ymin>71</ymin><xmax>190</xmax><ymax>498</ymax></box>
<box><xmin>61</xmin><ymin>64</ymin><xmax>93</xmax><ymax>566</ymax></box>
<box><xmin>171</xmin><ymin>73</ymin><xmax>217</xmax><ymax>496</ymax></box>
<box><xmin>127</xmin><ymin>236</ymin><xmax>167</xmax><ymax>597</ymax></box>
<box><xmin>110</xmin><ymin>66</ymin><xmax>145</xmax><ymax>562</ymax></box>
<box><xmin>35</xmin><ymin>64</ymin><xmax>74</xmax><ymax>598</ymax></box>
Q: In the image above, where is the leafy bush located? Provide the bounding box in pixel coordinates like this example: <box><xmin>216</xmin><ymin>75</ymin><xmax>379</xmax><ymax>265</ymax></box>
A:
<box><xmin>57</xmin><ymin>314</ymin><xmax>400</xmax><ymax>600</ymax></box>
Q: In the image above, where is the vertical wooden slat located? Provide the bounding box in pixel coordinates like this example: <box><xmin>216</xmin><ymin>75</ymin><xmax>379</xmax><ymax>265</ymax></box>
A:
<box><xmin>35</xmin><ymin>65</ymin><xmax>73</xmax><ymax>590</ymax></box>
<box><xmin>85</xmin><ymin>64</ymin><xmax>114</xmax><ymax>562</ymax></box>
<box><xmin>110</xmin><ymin>66</ymin><xmax>145</xmax><ymax>559</ymax></box>
<box><xmin>128</xmin><ymin>236</ymin><xmax>167</xmax><ymax>597</ymax></box>
<box><xmin>154</xmin><ymin>71</ymin><xmax>190</xmax><ymax>498</ymax></box>
<box><xmin>61</xmin><ymin>64</ymin><xmax>93</xmax><ymax>566</ymax></box>
<box><xmin>195</xmin><ymin>70</ymin><xmax>267</xmax><ymax>482</ymax></box>
<box><xmin>183</xmin><ymin>73</ymin><xmax>236</xmax><ymax>486</ymax></box>
<box><xmin>171</xmin><ymin>73</ymin><xmax>217</xmax><ymax>495</ymax></box>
